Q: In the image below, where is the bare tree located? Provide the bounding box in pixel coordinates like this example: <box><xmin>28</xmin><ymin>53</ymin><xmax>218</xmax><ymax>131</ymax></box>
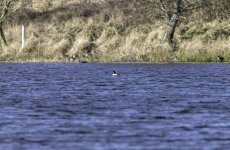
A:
<box><xmin>156</xmin><ymin>0</ymin><xmax>182</xmax><ymax>52</ymax></box>
<box><xmin>155</xmin><ymin>0</ymin><xmax>203</xmax><ymax>52</ymax></box>
<box><xmin>200</xmin><ymin>0</ymin><xmax>230</xmax><ymax>20</ymax></box>
<box><xmin>0</xmin><ymin>0</ymin><xmax>20</xmax><ymax>46</ymax></box>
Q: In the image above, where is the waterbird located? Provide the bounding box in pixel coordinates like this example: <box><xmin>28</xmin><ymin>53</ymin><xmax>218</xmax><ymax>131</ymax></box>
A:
<box><xmin>217</xmin><ymin>55</ymin><xmax>224</xmax><ymax>63</ymax></box>
<box><xmin>112</xmin><ymin>71</ymin><xmax>120</xmax><ymax>76</ymax></box>
<box><xmin>80</xmin><ymin>61</ymin><xmax>88</xmax><ymax>63</ymax></box>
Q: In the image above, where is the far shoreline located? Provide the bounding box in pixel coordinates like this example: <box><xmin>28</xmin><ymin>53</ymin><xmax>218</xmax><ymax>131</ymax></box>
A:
<box><xmin>0</xmin><ymin>60</ymin><xmax>227</xmax><ymax>64</ymax></box>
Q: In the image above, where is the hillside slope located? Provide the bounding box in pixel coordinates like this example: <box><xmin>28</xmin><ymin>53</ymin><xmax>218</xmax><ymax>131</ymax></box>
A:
<box><xmin>1</xmin><ymin>0</ymin><xmax>230</xmax><ymax>62</ymax></box>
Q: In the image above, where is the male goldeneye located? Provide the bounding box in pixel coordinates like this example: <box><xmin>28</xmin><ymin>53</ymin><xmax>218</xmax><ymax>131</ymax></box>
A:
<box><xmin>217</xmin><ymin>55</ymin><xmax>224</xmax><ymax>63</ymax></box>
<box><xmin>112</xmin><ymin>71</ymin><xmax>120</xmax><ymax>76</ymax></box>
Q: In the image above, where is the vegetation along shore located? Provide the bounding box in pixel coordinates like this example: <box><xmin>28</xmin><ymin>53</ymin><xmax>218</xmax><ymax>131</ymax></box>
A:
<box><xmin>0</xmin><ymin>0</ymin><xmax>230</xmax><ymax>63</ymax></box>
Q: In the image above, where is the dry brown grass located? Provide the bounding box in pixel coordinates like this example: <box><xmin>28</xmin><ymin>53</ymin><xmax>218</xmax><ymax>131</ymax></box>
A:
<box><xmin>0</xmin><ymin>0</ymin><xmax>229</xmax><ymax>62</ymax></box>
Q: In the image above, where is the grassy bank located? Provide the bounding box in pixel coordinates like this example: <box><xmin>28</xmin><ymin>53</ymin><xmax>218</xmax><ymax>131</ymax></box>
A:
<box><xmin>0</xmin><ymin>0</ymin><xmax>230</xmax><ymax>62</ymax></box>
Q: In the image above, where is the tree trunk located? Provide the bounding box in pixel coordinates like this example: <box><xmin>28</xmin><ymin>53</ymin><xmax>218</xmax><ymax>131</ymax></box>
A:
<box><xmin>165</xmin><ymin>13</ymin><xmax>179</xmax><ymax>52</ymax></box>
<box><xmin>0</xmin><ymin>23</ymin><xmax>7</xmax><ymax>46</ymax></box>
<box><xmin>157</xmin><ymin>0</ymin><xmax>181</xmax><ymax>52</ymax></box>
<box><xmin>166</xmin><ymin>0</ymin><xmax>181</xmax><ymax>52</ymax></box>
<box><xmin>0</xmin><ymin>0</ymin><xmax>14</xmax><ymax>46</ymax></box>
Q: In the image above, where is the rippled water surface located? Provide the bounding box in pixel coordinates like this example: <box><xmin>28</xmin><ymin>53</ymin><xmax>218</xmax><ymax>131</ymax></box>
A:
<box><xmin>1</xmin><ymin>63</ymin><xmax>230</xmax><ymax>149</ymax></box>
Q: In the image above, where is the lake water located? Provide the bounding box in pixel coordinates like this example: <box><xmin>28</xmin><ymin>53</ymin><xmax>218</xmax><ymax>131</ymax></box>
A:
<box><xmin>0</xmin><ymin>63</ymin><xmax>230</xmax><ymax>150</ymax></box>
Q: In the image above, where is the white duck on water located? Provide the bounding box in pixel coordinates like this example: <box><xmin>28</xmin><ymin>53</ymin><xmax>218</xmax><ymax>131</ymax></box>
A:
<box><xmin>112</xmin><ymin>71</ymin><xmax>120</xmax><ymax>76</ymax></box>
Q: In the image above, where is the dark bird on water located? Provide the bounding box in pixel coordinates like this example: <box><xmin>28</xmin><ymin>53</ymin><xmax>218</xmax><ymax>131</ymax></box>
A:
<box><xmin>80</xmin><ymin>61</ymin><xmax>88</xmax><ymax>63</ymax></box>
<box><xmin>217</xmin><ymin>55</ymin><xmax>224</xmax><ymax>63</ymax></box>
<box><xmin>112</xmin><ymin>71</ymin><xmax>120</xmax><ymax>76</ymax></box>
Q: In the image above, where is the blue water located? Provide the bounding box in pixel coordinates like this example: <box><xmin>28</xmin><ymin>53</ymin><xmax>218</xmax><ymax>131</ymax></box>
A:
<box><xmin>0</xmin><ymin>63</ymin><xmax>230</xmax><ymax>150</ymax></box>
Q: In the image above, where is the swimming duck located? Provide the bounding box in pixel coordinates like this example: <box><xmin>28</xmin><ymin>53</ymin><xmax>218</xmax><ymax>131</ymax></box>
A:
<box><xmin>217</xmin><ymin>55</ymin><xmax>224</xmax><ymax>63</ymax></box>
<box><xmin>80</xmin><ymin>61</ymin><xmax>88</xmax><ymax>63</ymax></box>
<box><xmin>112</xmin><ymin>71</ymin><xmax>120</xmax><ymax>76</ymax></box>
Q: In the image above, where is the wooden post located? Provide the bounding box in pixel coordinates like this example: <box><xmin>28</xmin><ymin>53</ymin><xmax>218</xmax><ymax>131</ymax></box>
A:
<box><xmin>21</xmin><ymin>25</ymin><xmax>25</xmax><ymax>49</ymax></box>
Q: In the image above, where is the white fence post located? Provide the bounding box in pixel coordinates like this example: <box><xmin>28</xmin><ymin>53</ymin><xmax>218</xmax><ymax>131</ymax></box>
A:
<box><xmin>21</xmin><ymin>25</ymin><xmax>25</xmax><ymax>49</ymax></box>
